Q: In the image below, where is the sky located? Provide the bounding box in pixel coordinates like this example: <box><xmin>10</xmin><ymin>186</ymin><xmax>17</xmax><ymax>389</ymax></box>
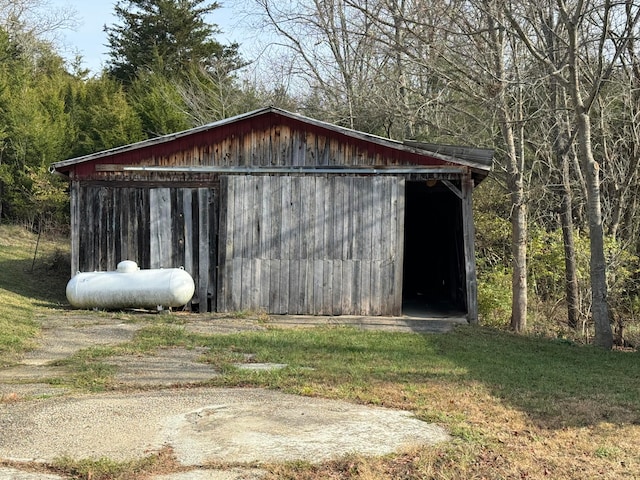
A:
<box><xmin>49</xmin><ymin>0</ymin><xmax>244</xmax><ymax>75</ymax></box>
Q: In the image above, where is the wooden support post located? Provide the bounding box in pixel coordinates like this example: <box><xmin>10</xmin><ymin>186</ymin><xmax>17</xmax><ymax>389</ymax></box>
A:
<box><xmin>461</xmin><ymin>174</ymin><xmax>479</xmax><ymax>324</ymax></box>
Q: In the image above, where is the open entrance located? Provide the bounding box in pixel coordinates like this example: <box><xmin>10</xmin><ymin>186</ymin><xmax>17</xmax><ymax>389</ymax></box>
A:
<box><xmin>402</xmin><ymin>180</ymin><xmax>466</xmax><ymax>316</ymax></box>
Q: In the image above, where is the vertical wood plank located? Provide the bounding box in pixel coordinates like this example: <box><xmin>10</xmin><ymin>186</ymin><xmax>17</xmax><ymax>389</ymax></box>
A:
<box><xmin>394</xmin><ymin>178</ymin><xmax>406</xmax><ymax>316</ymax></box>
<box><xmin>323</xmin><ymin>259</ymin><xmax>333</xmax><ymax>315</ymax></box>
<box><xmin>252</xmin><ymin>258</ymin><xmax>261</xmax><ymax>310</ymax></box>
<box><xmin>313</xmin><ymin>177</ymin><xmax>324</xmax><ymax>313</ymax></box>
<box><xmin>232</xmin><ymin>176</ymin><xmax>246</xmax><ymax>309</ymax></box>
<box><xmin>260</xmin><ymin>257</ymin><xmax>270</xmax><ymax>311</ymax></box>
<box><xmin>352</xmin><ymin>259</ymin><xmax>361</xmax><ymax>315</ymax></box>
<box><xmin>70</xmin><ymin>183</ymin><xmax>80</xmax><ymax>276</ymax></box>
<box><xmin>313</xmin><ymin>259</ymin><xmax>324</xmax><ymax>315</ymax></box>
<box><xmin>288</xmin><ymin>176</ymin><xmax>302</xmax><ymax>314</ymax></box>
<box><xmin>462</xmin><ymin>175</ymin><xmax>478</xmax><ymax>324</ymax></box>
<box><xmin>208</xmin><ymin>187</ymin><xmax>218</xmax><ymax>312</ymax></box>
<box><xmin>138</xmin><ymin>188</ymin><xmax>151</xmax><ymax>269</ymax></box>
<box><xmin>279</xmin><ymin>176</ymin><xmax>292</xmax><ymax>314</ymax></box>
<box><xmin>129</xmin><ymin>188</ymin><xmax>140</xmax><ymax>265</ymax></box>
<box><xmin>360</xmin><ymin>259</ymin><xmax>371</xmax><ymax>315</ymax></box>
<box><xmin>217</xmin><ymin>178</ymin><xmax>229</xmax><ymax>312</ymax></box>
<box><xmin>171</xmin><ymin>188</ymin><xmax>185</xmax><ymax>270</ymax></box>
<box><xmin>340</xmin><ymin>260</ymin><xmax>352</xmax><ymax>315</ymax></box>
<box><xmin>118</xmin><ymin>189</ymin><xmax>129</xmax><ymax>263</ymax></box>
<box><xmin>108</xmin><ymin>188</ymin><xmax>118</xmax><ymax>269</ymax></box>
<box><xmin>269</xmin><ymin>176</ymin><xmax>282</xmax><ymax>311</ymax></box>
<box><xmin>78</xmin><ymin>186</ymin><xmax>89</xmax><ymax>272</ymax></box>
<box><xmin>149</xmin><ymin>188</ymin><xmax>171</xmax><ymax>269</ymax></box>
<box><xmin>198</xmin><ymin>188</ymin><xmax>211</xmax><ymax>312</ymax></box>
<box><xmin>370</xmin><ymin>177</ymin><xmax>384</xmax><ymax>315</ymax></box>
<box><xmin>96</xmin><ymin>187</ymin><xmax>107</xmax><ymax>270</ymax></box>
<box><xmin>231</xmin><ymin>256</ymin><xmax>243</xmax><ymax>311</ymax></box>
<box><xmin>183</xmin><ymin>189</ymin><xmax>194</xmax><ymax>277</ymax></box>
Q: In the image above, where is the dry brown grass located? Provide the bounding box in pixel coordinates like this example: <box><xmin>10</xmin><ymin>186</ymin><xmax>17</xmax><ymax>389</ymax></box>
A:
<box><xmin>258</xmin><ymin>377</ymin><xmax>640</xmax><ymax>479</ymax></box>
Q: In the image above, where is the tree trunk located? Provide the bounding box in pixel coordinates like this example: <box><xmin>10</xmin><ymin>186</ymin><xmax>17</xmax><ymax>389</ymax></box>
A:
<box><xmin>576</xmin><ymin>110</ymin><xmax>613</xmax><ymax>348</ymax></box>
<box><xmin>510</xmin><ymin>191</ymin><xmax>528</xmax><ymax>332</ymax></box>
<box><xmin>560</xmin><ymin>152</ymin><xmax>580</xmax><ymax>329</ymax></box>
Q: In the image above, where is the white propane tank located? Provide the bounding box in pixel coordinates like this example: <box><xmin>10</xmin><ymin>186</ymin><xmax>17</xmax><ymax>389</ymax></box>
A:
<box><xmin>66</xmin><ymin>261</ymin><xmax>195</xmax><ymax>310</ymax></box>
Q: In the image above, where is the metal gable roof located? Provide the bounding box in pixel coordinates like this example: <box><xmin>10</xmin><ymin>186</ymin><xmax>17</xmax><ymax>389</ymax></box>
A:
<box><xmin>50</xmin><ymin>106</ymin><xmax>493</xmax><ymax>176</ymax></box>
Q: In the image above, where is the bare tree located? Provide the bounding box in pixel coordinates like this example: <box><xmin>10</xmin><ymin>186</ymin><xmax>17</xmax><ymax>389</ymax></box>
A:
<box><xmin>0</xmin><ymin>0</ymin><xmax>77</xmax><ymax>53</ymax></box>
<box><xmin>504</xmin><ymin>0</ymin><xmax>640</xmax><ymax>348</ymax></box>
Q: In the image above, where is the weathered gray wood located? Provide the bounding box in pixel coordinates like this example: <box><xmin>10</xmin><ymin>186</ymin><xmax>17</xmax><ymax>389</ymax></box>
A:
<box><xmin>216</xmin><ymin>178</ymin><xmax>228</xmax><ymax>312</ymax></box>
<box><xmin>64</xmin><ymin>108</ymin><xmax>484</xmax><ymax>318</ymax></box>
<box><xmin>393</xmin><ymin>179</ymin><xmax>405</xmax><ymax>316</ymax></box>
<box><xmin>341</xmin><ymin>260</ymin><xmax>352</xmax><ymax>314</ymax></box>
<box><xmin>118</xmin><ymin>190</ymin><xmax>129</xmax><ymax>263</ymax></box>
<box><xmin>183</xmin><ymin>189</ymin><xmax>194</xmax><ymax>278</ymax></box>
<box><xmin>288</xmin><ymin>176</ymin><xmax>302</xmax><ymax>314</ymax></box>
<box><xmin>216</xmin><ymin>175</ymin><xmax>406</xmax><ymax>316</ymax></box>
<box><xmin>70</xmin><ymin>183</ymin><xmax>79</xmax><ymax>276</ymax></box>
<box><xmin>231</xmin><ymin>257</ymin><xmax>243</xmax><ymax>311</ymax></box>
<box><xmin>352</xmin><ymin>260</ymin><xmax>361</xmax><ymax>314</ymax></box>
<box><xmin>313</xmin><ymin>259</ymin><xmax>324</xmax><ymax>315</ymax></box>
<box><xmin>331</xmin><ymin>260</ymin><xmax>342</xmax><ymax>315</ymax></box>
<box><xmin>462</xmin><ymin>175</ymin><xmax>478</xmax><ymax>324</ymax></box>
<box><xmin>198</xmin><ymin>188</ymin><xmax>211</xmax><ymax>312</ymax></box>
<box><xmin>232</xmin><ymin>176</ymin><xmax>245</xmax><ymax>310</ymax></box>
<box><xmin>260</xmin><ymin>258</ymin><xmax>271</xmax><ymax>311</ymax></box>
<box><xmin>360</xmin><ymin>259</ymin><xmax>371</xmax><ymax>315</ymax></box>
<box><xmin>149</xmin><ymin>188</ymin><xmax>171</xmax><ymax>269</ymax></box>
<box><xmin>323</xmin><ymin>260</ymin><xmax>332</xmax><ymax>315</ymax></box>
<box><xmin>170</xmin><ymin>189</ymin><xmax>185</xmax><ymax>270</ymax></box>
<box><xmin>107</xmin><ymin>187</ymin><xmax>117</xmax><ymax>269</ymax></box>
<box><xmin>209</xmin><ymin>187</ymin><xmax>218</xmax><ymax>312</ymax></box>
<box><xmin>314</xmin><ymin>176</ymin><xmax>325</xmax><ymax>261</ymax></box>
<box><xmin>304</xmin><ymin>258</ymin><xmax>314</xmax><ymax>314</ymax></box>
<box><xmin>223</xmin><ymin>178</ymin><xmax>235</xmax><ymax>311</ymax></box>
<box><xmin>251</xmin><ymin>258</ymin><xmax>261</xmax><ymax>310</ymax></box>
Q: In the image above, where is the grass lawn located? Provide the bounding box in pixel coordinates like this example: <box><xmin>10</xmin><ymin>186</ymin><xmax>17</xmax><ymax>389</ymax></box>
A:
<box><xmin>120</xmin><ymin>323</ymin><xmax>640</xmax><ymax>479</ymax></box>
<box><xmin>1</xmin><ymin>224</ymin><xmax>640</xmax><ymax>479</ymax></box>
<box><xmin>0</xmin><ymin>224</ymin><xmax>69</xmax><ymax>366</ymax></box>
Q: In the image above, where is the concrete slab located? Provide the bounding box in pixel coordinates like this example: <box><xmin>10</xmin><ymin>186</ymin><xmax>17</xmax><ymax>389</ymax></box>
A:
<box><xmin>0</xmin><ymin>467</ymin><xmax>63</xmax><ymax>480</ymax></box>
<box><xmin>106</xmin><ymin>347</ymin><xmax>219</xmax><ymax>386</ymax></box>
<box><xmin>264</xmin><ymin>315</ymin><xmax>467</xmax><ymax>333</ymax></box>
<box><xmin>0</xmin><ymin>388</ymin><xmax>449</xmax><ymax>465</ymax></box>
<box><xmin>154</xmin><ymin>469</ymin><xmax>266</xmax><ymax>480</ymax></box>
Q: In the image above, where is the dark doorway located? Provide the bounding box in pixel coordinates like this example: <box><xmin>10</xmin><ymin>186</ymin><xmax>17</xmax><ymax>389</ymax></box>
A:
<box><xmin>402</xmin><ymin>180</ymin><xmax>466</xmax><ymax>315</ymax></box>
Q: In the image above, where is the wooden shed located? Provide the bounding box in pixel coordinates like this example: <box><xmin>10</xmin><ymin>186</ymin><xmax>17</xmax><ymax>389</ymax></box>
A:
<box><xmin>50</xmin><ymin>107</ymin><xmax>493</xmax><ymax>322</ymax></box>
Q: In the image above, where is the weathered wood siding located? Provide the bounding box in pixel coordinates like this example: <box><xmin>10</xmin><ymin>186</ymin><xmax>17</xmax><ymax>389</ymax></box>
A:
<box><xmin>217</xmin><ymin>175</ymin><xmax>405</xmax><ymax>316</ymax></box>
<box><xmin>71</xmin><ymin>184</ymin><xmax>218</xmax><ymax>311</ymax></box>
<box><xmin>74</xmin><ymin>121</ymin><xmax>445</xmax><ymax>181</ymax></box>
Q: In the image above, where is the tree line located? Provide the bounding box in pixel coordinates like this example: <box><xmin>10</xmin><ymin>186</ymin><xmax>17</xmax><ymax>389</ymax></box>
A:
<box><xmin>2</xmin><ymin>0</ymin><xmax>640</xmax><ymax>348</ymax></box>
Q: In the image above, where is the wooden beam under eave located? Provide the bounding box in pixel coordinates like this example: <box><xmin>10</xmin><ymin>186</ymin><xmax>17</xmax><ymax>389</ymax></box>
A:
<box><xmin>461</xmin><ymin>174</ymin><xmax>479</xmax><ymax>324</ymax></box>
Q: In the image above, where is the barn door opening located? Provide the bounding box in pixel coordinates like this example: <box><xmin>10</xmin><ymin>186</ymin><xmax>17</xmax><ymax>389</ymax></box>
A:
<box><xmin>402</xmin><ymin>180</ymin><xmax>466</xmax><ymax>315</ymax></box>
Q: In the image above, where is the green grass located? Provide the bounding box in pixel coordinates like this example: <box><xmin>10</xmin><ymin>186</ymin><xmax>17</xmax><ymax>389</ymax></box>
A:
<box><xmin>51</xmin><ymin>447</ymin><xmax>179</xmax><ymax>480</ymax></box>
<box><xmin>0</xmin><ymin>225</ymin><xmax>69</xmax><ymax>364</ymax></box>
<box><xmin>80</xmin><ymin>322</ymin><xmax>640</xmax><ymax>430</ymax></box>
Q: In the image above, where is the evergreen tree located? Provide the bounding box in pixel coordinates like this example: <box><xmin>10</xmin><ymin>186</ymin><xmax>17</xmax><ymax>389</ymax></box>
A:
<box><xmin>105</xmin><ymin>0</ymin><xmax>242</xmax><ymax>84</ymax></box>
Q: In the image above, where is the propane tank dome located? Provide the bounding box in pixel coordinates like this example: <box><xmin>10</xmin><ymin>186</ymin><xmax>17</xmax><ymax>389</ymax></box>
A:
<box><xmin>117</xmin><ymin>260</ymin><xmax>139</xmax><ymax>273</ymax></box>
